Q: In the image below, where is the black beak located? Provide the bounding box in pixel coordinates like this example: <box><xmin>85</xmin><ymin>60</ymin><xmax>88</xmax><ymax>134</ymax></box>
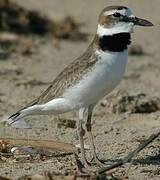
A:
<box><xmin>121</xmin><ymin>15</ymin><xmax>153</xmax><ymax>26</ymax></box>
<box><xmin>131</xmin><ymin>17</ymin><xmax>153</xmax><ymax>26</ymax></box>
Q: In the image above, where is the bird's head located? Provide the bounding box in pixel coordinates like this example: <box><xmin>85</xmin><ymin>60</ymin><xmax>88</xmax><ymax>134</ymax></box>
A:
<box><xmin>97</xmin><ymin>6</ymin><xmax>153</xmax><ymax>36</ymax></box>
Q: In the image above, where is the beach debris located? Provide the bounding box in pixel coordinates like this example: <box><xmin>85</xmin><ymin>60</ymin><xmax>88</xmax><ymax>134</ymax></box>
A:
<box><xmin>18</xmin><ymin>171</ymin><xmax>75</xmax><ymax>180</ymax></box>
<box><xmin>0</xmin><ymin>176</ymin><xmax>11</xmax><ymax>180</ymax></box>
<box><xmin>10</xmin><ymin>146</ymin><xmax>37</xmax><ymax>155</ymax></box>
<box><xmin>129</xmin><ymin>44</ymin><xmax>144</xmax><ymax>55</ymax></box>
<box><xmin>0</xmin><ymin>131</ymin><xmax>160</xmax><ymax>179</ymax></box>
<box><xmin>0</xmin><ymin>0</ymin><xmax>88</xmax><ymax>41</ymax></box>
<box><xmin>0</xmin><ymin>138</ymin><xmax>75</xmax><ymax>152</ymax></box>
<box><xmin>75</xmin><ymin>144</ymin><xmax>90</xmax><ymax>150</ymax></box>
<box><xmin>0</xmin><ymin>139</ymin><xmax>9</xmax><ymax>153</ymax></box>
<box><xmin>105</xmin><ymin>91</ymin><xmax>160</xmax><ymax>114</ymax></box>
<box><xmin>0</xmin><ymin>67</ymin><xmax>23</xmax><ymax>76</ymax></box>
<box><xmin>0</xmin><ymin>138</ymin><xmax>75</xmax><ymax>163</ymax></box>
<box><xmin>0</xmin><ymin>0</ymin><xmax>88</xmax><ymax>59</ymax></box>
<box><xmin>16</xmin><ymin>79</ymin><xmax>49</xmax><ymax>87</ymax></box>
<box><xmin>52</xmin><ymin>16</ymin><xmax>88</xmax><ymax>41</ymax></box>
<box><xmin>0</xmin><ymin>32</ymin><xmax>37</xmax><ymax>59</ymax></box>
<box><xmin>57</xmin><ymin>118</ymin><xmax>76</xmax><ymax>129</ymax></box>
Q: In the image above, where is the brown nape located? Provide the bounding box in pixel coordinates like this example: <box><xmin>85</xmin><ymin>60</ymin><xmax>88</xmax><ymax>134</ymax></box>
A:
<box><xmin>98</xmin><ymin>14</ymin><xmax>113</xmax><ymax>27</ymax></box>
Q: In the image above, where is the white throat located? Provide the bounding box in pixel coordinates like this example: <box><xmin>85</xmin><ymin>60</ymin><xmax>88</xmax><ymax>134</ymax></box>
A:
<box><xmin>97</xmin><ymin>23</ymin><xmax>134</xmax><ymax>36</ymax></box>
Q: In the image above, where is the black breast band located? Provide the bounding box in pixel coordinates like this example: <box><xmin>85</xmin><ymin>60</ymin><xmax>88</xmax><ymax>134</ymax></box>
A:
<box><xmin>99</xmin><ymin>33</ymin><xmax>131</xmax><ymax>52</ymax></box>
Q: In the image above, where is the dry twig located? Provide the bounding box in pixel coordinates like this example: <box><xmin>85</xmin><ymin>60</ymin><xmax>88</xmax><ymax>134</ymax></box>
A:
<box><xmin>97</xmin><ymin>131</ymin><xmax>160</xmax><ymax>175</ymax></box>
<box><xmin>0</xmin><ymin>138</ymin><xmax>75</xmax><ymax>152</ymax></box>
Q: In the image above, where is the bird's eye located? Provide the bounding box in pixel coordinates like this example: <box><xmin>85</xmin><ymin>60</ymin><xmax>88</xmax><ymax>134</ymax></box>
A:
<box><xmin>113</xmin><ymin>13</ymin><xmax>121</xmax><ymax>17</ymax></box>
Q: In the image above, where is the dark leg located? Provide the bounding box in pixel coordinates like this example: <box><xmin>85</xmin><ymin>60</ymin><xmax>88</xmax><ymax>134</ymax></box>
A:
<box><xmin>78</xmin><ymin>108</ymin><xmax>91</xmax><ymax>170</ymax></box>
<box><xmin>86</xmin><ymin>105</ymin><xmax>103</xmax><ymax>166</ymax></box>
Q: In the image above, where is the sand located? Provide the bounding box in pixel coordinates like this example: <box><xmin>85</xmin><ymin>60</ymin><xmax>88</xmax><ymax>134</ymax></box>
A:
<box><xmin>0</xmin><ymin>0</ymin><xmax>159</xmax><ymax>179</ymax></box>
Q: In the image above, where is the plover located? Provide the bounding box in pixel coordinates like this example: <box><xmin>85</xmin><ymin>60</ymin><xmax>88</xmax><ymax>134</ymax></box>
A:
<box><xmin>5</xmin><ymin>6</ymin><xmax>153</xmax><ymax>169</ymax></box>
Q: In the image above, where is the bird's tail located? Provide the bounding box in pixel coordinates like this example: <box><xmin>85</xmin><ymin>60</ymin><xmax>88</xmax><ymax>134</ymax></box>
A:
<box><xmin>1</xmin><ymin>99</ymin><xmax>42</xmax><ymax>129</ymax></box>
<box><xmin>2</xmin><ymin>110</ymin><xmax>32</xmax><ymax>129</ymax></box>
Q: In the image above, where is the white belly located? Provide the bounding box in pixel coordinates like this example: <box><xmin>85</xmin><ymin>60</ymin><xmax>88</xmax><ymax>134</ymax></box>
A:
<box><xmin>63</xmin><ymin>50</ymin><xmax>128</xmax><ymax>108</ymax></box>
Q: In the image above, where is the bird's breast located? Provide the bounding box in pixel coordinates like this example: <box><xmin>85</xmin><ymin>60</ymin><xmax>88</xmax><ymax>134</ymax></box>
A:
<box><xmin>63</xmin><ymin>50</ymin><xmax>128</xmax><ymax>108</ymax></box>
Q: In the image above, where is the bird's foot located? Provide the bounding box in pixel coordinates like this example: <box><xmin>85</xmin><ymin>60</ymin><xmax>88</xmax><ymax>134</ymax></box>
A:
<box><xmin>90</xmin><ymin>156</ymin><xmax>105</xmax><ymax>167</ymax></box>
<box><xmin>82</xmin><ymin>159</ymin><xmax>97</xmax><ymax>173</ymax></box>
<box><xmin>76</xmin><ymin>157</ymin><xmax>97</xmax><ymax>174</ymax></box>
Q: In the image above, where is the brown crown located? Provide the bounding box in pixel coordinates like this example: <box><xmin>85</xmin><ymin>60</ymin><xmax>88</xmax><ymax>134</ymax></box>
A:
<box><xmin>98</xmin><ymin>6</ymin><xmax>127</xmax><ymax>27</ymax></box>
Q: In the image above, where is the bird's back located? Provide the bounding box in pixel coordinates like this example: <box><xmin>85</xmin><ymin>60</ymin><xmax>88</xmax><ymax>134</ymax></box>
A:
<box><xmin>23</xmin><ymin>39</ymin><xmax>98</xmax><ymax>109</ymax></box>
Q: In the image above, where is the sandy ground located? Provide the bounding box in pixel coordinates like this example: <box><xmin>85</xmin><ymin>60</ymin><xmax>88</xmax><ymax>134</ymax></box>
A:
<box><xmin>0</xmin><ymin>0</ymin><xmax>160</xmax><ymax>179</ymax></box>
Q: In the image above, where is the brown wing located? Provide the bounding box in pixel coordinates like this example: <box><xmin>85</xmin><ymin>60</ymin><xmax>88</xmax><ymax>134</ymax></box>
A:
<box><xmin>24</xmin><ymin>40</ymin><xmax>98</xmax><ymax>107</ymax></box>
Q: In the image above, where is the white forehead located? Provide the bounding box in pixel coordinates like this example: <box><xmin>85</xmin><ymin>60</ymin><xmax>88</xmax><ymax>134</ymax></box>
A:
<box><xmin>104</xmin><ymin>8</ymin><xmax>134</xmax><ymax>17</ymax></box>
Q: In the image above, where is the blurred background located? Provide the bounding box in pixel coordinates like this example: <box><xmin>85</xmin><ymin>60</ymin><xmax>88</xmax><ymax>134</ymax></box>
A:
<box><xmin>0</xmin><ymin>0</ymin><xmax>159</xmax><ymax>179</ymax></box>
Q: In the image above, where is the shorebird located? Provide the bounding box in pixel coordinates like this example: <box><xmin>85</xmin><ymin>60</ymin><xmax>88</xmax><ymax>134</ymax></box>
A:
<box><xmin>5</xmin><ymin>6</ymin><xmax>153</xmax><ymax>169</ymax></box>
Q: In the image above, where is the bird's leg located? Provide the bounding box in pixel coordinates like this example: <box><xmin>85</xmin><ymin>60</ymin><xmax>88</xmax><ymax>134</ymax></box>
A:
<box><xmin>77</xmin><ymin>120</ymin><xmax>87</xmax><ymax>165</ymax></box>
<box><xmin>86</xmin><ymin>105</ymin><xmax>104</xmax><ymax>167</ymax></box>
<box><xmin>77</xmin><ymin>108</ymin><xmax>91</xmax><ymax>170</ymax></box>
